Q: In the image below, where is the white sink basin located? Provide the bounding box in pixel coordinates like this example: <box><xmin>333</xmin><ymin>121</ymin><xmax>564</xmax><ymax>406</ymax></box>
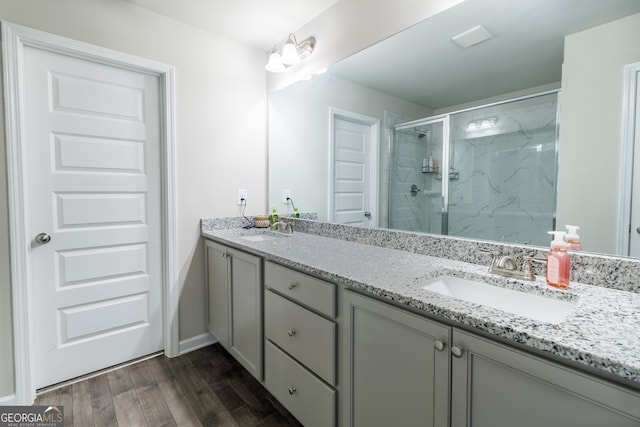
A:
<box><xmin>421</xmin><ymin>275</ymin><xmax>576</xmax><ymax>324</ymax></box>
<box><xmin>239</xmin><ymin>233</ymin><xmax>289</xmax><ymax>242</ymax></box>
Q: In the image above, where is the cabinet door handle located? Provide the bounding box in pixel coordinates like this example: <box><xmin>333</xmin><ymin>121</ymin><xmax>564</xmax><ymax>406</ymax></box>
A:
<box><xmin>288</xmin><ymin>282</ymin><xmax>298</xmax><ymax>290</ymax></box>
<box><xmin>287</xmin><ymin>329</ymin><xmax>297</xmax><ymax>337</ymax></box>
<box><xmin>434</xmin><ymin>340</ymin><xmax>446</xmax><ymax>352</ymax></box>
<box><xmin>288</xmin><ymin>386</ymin><xmax>297</xmax><ymax>395</ymax></box>
<box><xmin>451</xmin><ymin>346</ymin><xmax>464</xmax><ymax>358</ymax></box>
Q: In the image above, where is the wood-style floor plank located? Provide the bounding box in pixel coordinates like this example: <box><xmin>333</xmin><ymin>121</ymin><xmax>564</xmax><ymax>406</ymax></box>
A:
<box><xmin>33</xmin><ymin>344</ymin><xmax>301</xmax><ymax>427</ymax></box>
<box><xmin>89</xmin><ymin>375</ymin><xmax>117</xmax><ymax>427</ymax></box>
<box><xmin>72</xmin><ymin>379</ymin><xmax>94</xmax><ymax>426</ymax></box>
<box><xmin>158</xmin><ymin>378</ymin><xmax>203</xmax><ymax>427</ymax></box>
<box><xmin>130</xmin><ymin>361</ymin><xmax>179</xmax><ymax>427</ymax></box>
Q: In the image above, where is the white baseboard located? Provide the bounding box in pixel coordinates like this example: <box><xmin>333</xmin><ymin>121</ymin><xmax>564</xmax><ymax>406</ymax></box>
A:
<box><xmin>178</xmin><ymin>332</ymin><xmax>216</xmax><ymax>355</ymax></box>
<box><xmin>0</xmin><ymin>393</ymin><xmax>17</xmax><ymax>406</ymax></box>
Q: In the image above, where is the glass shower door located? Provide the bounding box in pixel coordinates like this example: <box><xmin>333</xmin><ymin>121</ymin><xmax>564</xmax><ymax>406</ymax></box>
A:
<box><xmin>389</xmin><ymin>117</ymin><xmax>449</xmax><ymax>234</ymax></box>
<box><xmin>447</xmin><ymin>92</ymin><xmax>558</xmax><ymax>245</ymax></box>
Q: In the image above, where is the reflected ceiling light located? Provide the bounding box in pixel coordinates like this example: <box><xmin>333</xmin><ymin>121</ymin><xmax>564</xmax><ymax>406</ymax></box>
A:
<box><xmin>466</xmin><ymin>116</ymin><xmax>498</xmax><ymax>131</ymax></box>
<box><xmin>265</xmin><ymin>33</ymin><xmax>316</xmax><ymax>73</ymax></box>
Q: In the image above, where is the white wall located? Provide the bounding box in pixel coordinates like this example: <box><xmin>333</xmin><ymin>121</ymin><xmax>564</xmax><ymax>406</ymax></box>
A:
<box><xmin>557</xmin><ymin>12</ymin><xmax>640</xmax><ymax>254</ymax></box>
<box><xmin>0</xmin><ymin>0</ymin><xmax>266</xmax><ymax>399</ymax></box>
<box><xmin>269</xmin><ymin>74</ymin><xmax>430</xmax><ymax>221</ymax></box>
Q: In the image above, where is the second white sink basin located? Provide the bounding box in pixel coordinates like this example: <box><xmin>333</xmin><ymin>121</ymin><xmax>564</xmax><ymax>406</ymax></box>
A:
<box><xmin>240</xmin><ymin>234</ymin><xmax>280</xmax><ymax>242</ymax></box>
<box><xmin>421</xmin><ymin>275</ymin><xmax>576</xmax><ymax>324</ymax></box>
<box><xmin>239</xmin><ymin>232</ymin><xmax>291</xmax><ymax>242</ymax></box>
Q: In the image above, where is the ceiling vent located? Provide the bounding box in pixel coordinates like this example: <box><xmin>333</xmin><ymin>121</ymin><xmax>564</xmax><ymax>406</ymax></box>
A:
<box><xmin>451</xmin><ymin>25</ymin><xmax>492</xmax><ymax>49</ymax></box>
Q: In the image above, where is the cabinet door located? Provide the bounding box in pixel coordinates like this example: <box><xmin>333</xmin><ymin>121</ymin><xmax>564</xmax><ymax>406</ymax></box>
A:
<box><xmin>228</xmin><ymin>247</ymin><xmax>263</xmax><ymax>381</ymax></box>
<box><xmin>205</xmin><ymin>240</ymin><xmax>229</xmax><ymax>348</ymax></box>
<box><xmin>451</xmin><ymin>329</ymin><xmax>640</xmax><ymax>427</ymax></box>
<box><xmin>342</xmin><ymin>290</ymin><xmax>450</xmax><ymax>427</ymax></box>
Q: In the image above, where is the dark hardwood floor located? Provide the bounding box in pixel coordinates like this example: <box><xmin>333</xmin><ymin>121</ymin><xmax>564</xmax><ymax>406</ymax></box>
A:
<box><xmin>34</xmin><ymin>344</ymin><xmax>303</xmax><ymax>427</ymax></box>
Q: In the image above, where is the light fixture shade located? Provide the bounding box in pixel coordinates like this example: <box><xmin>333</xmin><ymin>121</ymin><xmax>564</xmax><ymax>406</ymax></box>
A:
<box><xmin>281</xmin><ymin>34</ymin><xmax>301</xmax><ymax>65</ymax></box>
<box><xmin>265</xmin><ymin>51</ymin><xmax>285</xmax><ymax>72</ymax></box>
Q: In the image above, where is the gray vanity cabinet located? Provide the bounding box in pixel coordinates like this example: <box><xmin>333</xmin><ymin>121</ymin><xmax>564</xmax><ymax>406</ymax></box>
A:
<box><xmin>343</xmin><ymin>289</ymin><xmax>640</xmax><ymax>427</ymax></box>
<box><xmin>264</xmin><ymin>261</ymin><xmax>338</xmax><ymax>427</ymax></box>
<box><xmin>205</xmin><ymin>240</ymin><xmax>263</xmax><ymax>381</ymax></box>
<box><xmin>450</xmin><ymin>329</ymin><xmax>640</xmax><ymax>427</ymax></box>
<box><xmin>342</xmin><ymin>289</ymin><xmax>451</xmax><ymax>427</ymax></box>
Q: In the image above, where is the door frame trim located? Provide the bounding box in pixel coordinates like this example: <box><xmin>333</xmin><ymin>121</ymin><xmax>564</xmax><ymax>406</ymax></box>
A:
<box><xmin>328</xmin><ymin>108</ymin><xmax>380</xmax><ymax>226</ymax></box>
<box><xmin>2</xmin><ymin>21</ymin><xmax>179</xmax><ymax>404</ymax></box>
<box><xmin>617</xmin><ymin>61</ymin><xmax>640</xmax><ymax>256</ymax></box>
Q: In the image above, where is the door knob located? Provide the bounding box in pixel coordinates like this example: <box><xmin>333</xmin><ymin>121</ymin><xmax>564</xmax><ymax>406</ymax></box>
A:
<box><xmin>35</xmin><ymin>233</ymin><xmax>51</xmax><ymax>244</ymax></box>
<box><xmin>636</xmin><ymin>227</ymin><xmax>640</xmax><ymax>235</ymax></box>
<box><xmin>364</xmin><ymin>211</ymin><xmax>372</xmax><ymax>218</ymax></box>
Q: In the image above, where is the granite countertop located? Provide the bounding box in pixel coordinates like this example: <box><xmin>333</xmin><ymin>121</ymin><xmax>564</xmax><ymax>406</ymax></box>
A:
<box><xmin>202</xmin><ymin>227</ymin><xmax>640</xmax><ymax>388</ymax></box>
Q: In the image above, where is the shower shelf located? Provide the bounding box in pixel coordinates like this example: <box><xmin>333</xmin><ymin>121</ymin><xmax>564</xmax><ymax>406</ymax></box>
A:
<box><xmin>436</xmin><ymin>167</ymin><xmax>460</xmax><ymax>181</ymax></box>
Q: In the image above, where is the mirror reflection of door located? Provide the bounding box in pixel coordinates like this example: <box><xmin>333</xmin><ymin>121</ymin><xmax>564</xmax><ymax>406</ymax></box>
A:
<box><xmin>330</xmin><ymin>110</ymin><xmax>379</xmax><ymax>226</ymax></box>
<box><xmin>627</xmin><ymin>64</ymin><xmax>640</xmax><ymax>257</ymax></box>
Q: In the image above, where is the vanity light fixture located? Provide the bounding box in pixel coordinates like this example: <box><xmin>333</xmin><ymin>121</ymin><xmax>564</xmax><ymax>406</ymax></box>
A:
<box><xmin>265</xmin><ymin>33</ymin><xmax>316</xmax><ymax>73</ymax></box>
<box><xmin>466</xmin><ymin>116</ymin><xmax>498</xmax><ymax>131</ymax></box>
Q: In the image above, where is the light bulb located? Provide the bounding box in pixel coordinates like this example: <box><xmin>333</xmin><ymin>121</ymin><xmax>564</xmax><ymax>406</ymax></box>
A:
<box><xmin>265</xmin><ymin>51</ymin><xmax>285</xmax><ymax>72</ymax></box>
<box><xmin>281</xmin><ymin>35</ymin><xmax>301</xmax><ymax>65</ymax></box>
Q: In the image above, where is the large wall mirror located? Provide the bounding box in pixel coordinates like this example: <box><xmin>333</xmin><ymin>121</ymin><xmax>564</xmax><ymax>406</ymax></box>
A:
<box><xmin>268</xmin><ymin>0</ymin><xmax>640</xmax><ymax>258</ymax></box>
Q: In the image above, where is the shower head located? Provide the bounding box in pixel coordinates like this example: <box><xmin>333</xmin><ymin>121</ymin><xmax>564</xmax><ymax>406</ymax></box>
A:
<box><xmin>416</xmin><ymin>128</ymin><xmax>430</xmax><ymax>139</ymax></box>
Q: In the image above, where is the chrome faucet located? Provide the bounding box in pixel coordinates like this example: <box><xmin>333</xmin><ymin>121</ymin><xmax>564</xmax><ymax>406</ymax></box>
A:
<box><xmin>479</xmin><ymin>250</ymin><xmax>543</xmax><ymax>281</ymax></box>
<box><xmin>272</xmin><ymin>221</ymin><xmax>293</xmax><ymax>234</ymax></box>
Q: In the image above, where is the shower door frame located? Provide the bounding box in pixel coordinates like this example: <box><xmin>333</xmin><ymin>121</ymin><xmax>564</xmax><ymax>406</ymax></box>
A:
<box><xmin>392</xmin><ymin>115</ymin><xmax>451</xmax><ymax>234</ymax></box>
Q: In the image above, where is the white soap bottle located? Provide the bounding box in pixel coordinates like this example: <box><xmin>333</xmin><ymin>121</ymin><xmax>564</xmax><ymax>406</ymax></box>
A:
<box><xmin>565</xmin><ymin>225</ymin><xmax>582</xmax><ymax>251</ymax></box>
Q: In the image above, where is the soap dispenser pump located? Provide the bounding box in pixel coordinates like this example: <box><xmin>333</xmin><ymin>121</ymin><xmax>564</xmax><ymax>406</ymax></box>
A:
<box><xmin>565</xmin><ymin>225</ymin><xmax>582</xmax><ymax>251</ymax></box>
<box><xmin>546</xmin><ymin>231</ymin><xmax>570</xmax><ymax>289</ymax></box>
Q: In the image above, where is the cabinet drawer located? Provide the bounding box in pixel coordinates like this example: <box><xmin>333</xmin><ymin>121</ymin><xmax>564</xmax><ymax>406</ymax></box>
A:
<box><xmin>265</xmin><ymin>290</ymin><xmax>336</xmax><ymax>385</ymax></box>
<box><xmin>265</xmin><ymin>341</ymin><xmax>336</xmax><ymax>427</ymax></box>
<box><xmin>265</xmin><ymin>261</ymin><xmax>336</xmax><ymax>317</ymax></box>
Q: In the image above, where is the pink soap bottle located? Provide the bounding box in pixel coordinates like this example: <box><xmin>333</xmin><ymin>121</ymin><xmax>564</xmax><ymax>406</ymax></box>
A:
<box><xmin>546</xmin><ymin>231</ymin><xmax>570</xmax><ymax>289</ymax></box>
<box><xmin>565</xmin><ymin>225</ymin><xmax>582</xmax><ymax>251</ymax></box>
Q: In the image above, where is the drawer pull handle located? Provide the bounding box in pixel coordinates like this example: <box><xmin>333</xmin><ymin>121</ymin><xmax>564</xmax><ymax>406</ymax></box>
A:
<box><xmin>288</xmin><ymin>282</ymin><xmax>298</xmax><ymax>290</ymax></box>
<box><xmin>287</xmin><ymin>329</ymin><xmax>297</xmax><ymax>337</ymax></box>
<box><xmin>288</xmin><ymin>386</ymin><xmax>297</xmax><ymax>395</ymax></box>
<box><xmin>434</xmin><ymin>340</ymin><xmax>445</xmax><ymax>352</ymax></box>
<box><xmin>451</xmin><ymin>346</ymin><xmax>464</xmax><ymax>358</ymax></box>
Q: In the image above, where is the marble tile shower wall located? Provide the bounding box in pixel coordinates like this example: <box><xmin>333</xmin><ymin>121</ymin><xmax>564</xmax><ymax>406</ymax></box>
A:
<box><xmin>448</xmin><ymin>98</ymin><xmax>557</xmax><ymax>246</ymax></box>
<box><xmin>390</xmin><ymin>127</ymin><xmax>443</xmax><ymax>232</ymax></box>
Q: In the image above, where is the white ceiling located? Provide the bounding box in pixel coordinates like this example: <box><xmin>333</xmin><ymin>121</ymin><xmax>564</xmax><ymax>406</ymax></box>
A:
<box><xmin>328</xmin><ymin>0</ymin><xmax>640</xmax><ymax>110</ymax></box>
<box><xmin>120</xmin><ymin>0</ymin><xmax>341</xmax><ymax>50</ymax></box>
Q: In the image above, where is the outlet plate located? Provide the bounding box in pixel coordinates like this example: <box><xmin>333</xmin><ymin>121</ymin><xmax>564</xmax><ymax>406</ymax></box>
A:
<box><xmin>237</xmin><ymin>189</ymin><xmax>248</xmax><ymax>205</ymax></box>
<box><xmin>283</xmin><ymin>189</ymin><xmax>292</xmax><ymax>204</ymax></box>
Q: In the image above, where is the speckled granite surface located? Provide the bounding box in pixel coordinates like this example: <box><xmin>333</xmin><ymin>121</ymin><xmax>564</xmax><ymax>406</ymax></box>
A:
<box><xmin>286</xmin><ymin>218</ymin><xmax>640</xmax><ymax>294</ymax></box>
<box><xmin>201</xmin><ymin>221</ymin><xmax>640</xmax><ymax>388</ymax></box>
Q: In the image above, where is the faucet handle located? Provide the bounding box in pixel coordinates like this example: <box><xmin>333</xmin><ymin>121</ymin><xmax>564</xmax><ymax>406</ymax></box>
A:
<box><xmin>523</xmin><ymin>255</ymin><xmax>546</xmax><ymax>279</ymax></box>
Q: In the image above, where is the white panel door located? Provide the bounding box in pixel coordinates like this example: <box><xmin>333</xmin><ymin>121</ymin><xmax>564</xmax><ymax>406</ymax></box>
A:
<box><xmin>333</xmin><ymin>118</ymin><xmax>374</xmax><ymax>226</ymax></box>
<box><xmin>23</xmin><ymin>45</ymin><xmax>163</xmax><ymax>388</ymax></box>
<box><xmin>629</xmin><ymin>70</ymin><xmax>640</xmax><ymax>257</ymax></box>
